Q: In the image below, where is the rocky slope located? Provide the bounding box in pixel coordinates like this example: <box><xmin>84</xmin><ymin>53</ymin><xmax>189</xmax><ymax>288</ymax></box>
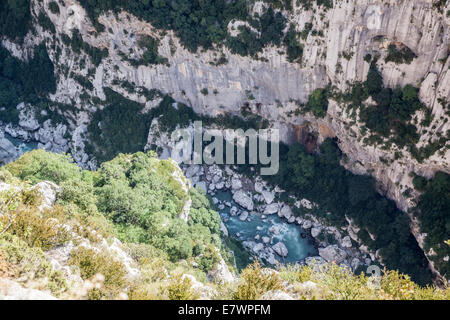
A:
<box><xmin>0</xmin><ymin>0</ymin><xmax>449</xmax><ymax>281</ymax></box>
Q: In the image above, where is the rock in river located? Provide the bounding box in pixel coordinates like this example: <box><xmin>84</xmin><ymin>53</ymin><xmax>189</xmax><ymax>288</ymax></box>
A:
<box><xmin>272</xmin><ymin>242</ymin><xmax>288</xmax><ymax>257</ymax></box>
<box><xmin>232</xmin><ymin>190</ymin><xmax>254</xmax><ymax>211</ymax></box>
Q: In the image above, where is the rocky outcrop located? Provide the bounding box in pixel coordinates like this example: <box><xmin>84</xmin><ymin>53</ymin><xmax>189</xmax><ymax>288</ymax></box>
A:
<box><xmin>272</xmin><ymin>242</ymin><xmax>289</xmax><ymax>258</ymax></box>
<box><xmin>319</xmin><ymin>245</ymin><xmax>348</xmax><ymax>265</ymax></box>
<box><xmin>233</xmin><ymin>190</ymin><xmax>254</xmax><ymax>211</ymax></box>
<box><xmin>0</xmin><ymin>279</ymin><xmax>57</xmax><ymax>300</ymax></box>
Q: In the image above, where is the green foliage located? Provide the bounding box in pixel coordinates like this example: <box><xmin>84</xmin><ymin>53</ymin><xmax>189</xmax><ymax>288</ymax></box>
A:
<box><xmin>37</xmin><ymin>11</ymin><xmax>56</xmax><ymax>33</ymax></box>
<box><xmin>48</xmin><ymin>1</ymin><xmax>60</xmax><ymax>15</ymax></box>
<box><xmin>233</xmin><ymin>261</ymin><xmax>283</xmax><ymax>300</ymax></box>
<box><xmin>279</xmin><ymin>263</ymin><xmax>449</xmax><ymax>300</ymax></box>
<box><xmin>86</xmin><ymin>88</ymin><xmax>150</xmax><ymax>163</ymax></box>
<box><xmin>5</xmin><ymin>149</ymin><xmax>82</xmax><ymax>185</ymax></box>
<box><xmin>0</xmin><ymin>43</ymin><xmax>56</xmax><ymax>124</ymax></box>
<box><xmin>226</xmin><ymin>7</ymin><xmax>287</xmax><ymax>57</ymax></box>
<box><xmin>414</xmin><ymin>172</ymin><xmax>450</xmax><ymax>278</ymax></box>
<box><xmin>364</xmin><ymin>62</ymin><xmax>383</xmax><ymax>95</ymax></box>
<box><xmin>0</xmin><ymin>233</ymin><xmax>67</xmax><ymax>294</ymax></box>
<box><xmin>385</xmin><ymin>44</ymin><xmax>416</xmax><ymax>65</ymax></box>
<box><xmin>93</xmin><ymin>153</ymin><xmax>220</xmax><ymax>263</ymax></box>
<box><xmin>0</xmin><ymin>0</ymin><xmax>32</xmax><ymax>41</ymax></box>
<box><xmin>61</xmin><ymin>29</ymin><xmax>108</xmax><ymax>66</ymax></box>
<box><xmin>307</xmin><ymin>88</ymin><xmax>329</xmax><ymax>118</ymax></box>
<box><xmin>283</xmin><ymin>24</ymin><xmax>303</xmax><ymax>63</ymax></box>
<box><xmin>68</xmin><ymin>246</ymin><xmax>127</xmax><ymax>298</ymax></box>
<box><xmin>296</xmin><ymin>0</ymin><xmax>333</xmax><ymax>10</ymax></box>
<box><xmin>137</xmin><ymin>35</ymin><xmax>167</xmax><ymax>66</ymax></box>
<box><xmin>412</xmin><ymin>174</ymin><xmax>428</xmax><ymax>191</ymax></box>
<box><xmin>344</xmin><ymin>63</ymin><xmax>426</xmax><ymax>152</ymax></box>
<box><xmin>197</xmin><ymin>244</ymin><xmax>220</xmax><ymax>273</ymax></box>
<box><xmin>164</xmin><ymin>273</ymin><xmax>199</xmax><ymax>300</ymax></box>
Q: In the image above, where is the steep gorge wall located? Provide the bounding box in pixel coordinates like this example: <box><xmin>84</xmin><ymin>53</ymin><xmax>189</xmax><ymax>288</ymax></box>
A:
<box><xmin>1</xmin><ymin>0</ymin><xmax>449</xmax><ymax>280</ymax></box>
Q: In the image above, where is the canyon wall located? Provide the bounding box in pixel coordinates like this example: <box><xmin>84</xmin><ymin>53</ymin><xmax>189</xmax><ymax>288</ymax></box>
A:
<box><xmin>1</xmin><ymin>0</ymin><xmax>449</xmax><ymax>279</ymax></box>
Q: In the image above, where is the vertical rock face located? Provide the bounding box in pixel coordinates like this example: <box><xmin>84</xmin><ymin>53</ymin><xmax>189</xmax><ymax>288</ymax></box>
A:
<box><xmin>1</xmin><ymin>0</ymin><xmax>449</xmax><ymax>280</ymax></box>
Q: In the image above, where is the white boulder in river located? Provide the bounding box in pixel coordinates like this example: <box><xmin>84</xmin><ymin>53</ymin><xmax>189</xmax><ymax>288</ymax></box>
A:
<box><xmin>268</xmin><ymin>225</ymin><xmax>280</xmax><ymax>235</ymax></box>
<box><xmin>272</xmin><ymin>242</ymin><xmax>288</xmax><ymax>257</ymax></box>
<box><xmin>279</xmin><ymin>205</ymin><xmax>293</xmax><ymax>219</ymax></box>
<box><xmin>239</xmin><ymin>211</ymin><xmax>249</xmax><ymax>221</ymax></box>
<box><xmin>264</xmin><ymin>203</ymin><xmax>279</xmax><ymax>215</ymax></box>
<box><xmin>232</xmin><ymin>190</ymin><xmax>254</xmax><ymax>211</ymax></box>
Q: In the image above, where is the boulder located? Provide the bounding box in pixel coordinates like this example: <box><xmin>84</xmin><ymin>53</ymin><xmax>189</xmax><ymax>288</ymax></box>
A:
<box><xmin>185</xmin><ymin>165</ymin><xmax>201</xmax><ymax>178</ymax></box>
<box><xmin>230</xmin><ymin>206</ymin><xmax>239</xmax><ymax>216</ymax></box>
<box><xmin>268</xmin><ymin>225</ymin><xmax>280</xmax><ymax>235</ymax></box>
<box><xmin>220</xmin><ymin>221</ymin><xmax>229</xmax><ymax>237</ymax></box>
<box><xmin>207</xmin><ymin>254</ymin><xmax>235</xmax><ymax>284</ymax></box>
<box><xmin>305</xmin><ymin>256</ymin><xmax>327</xmax><ymax>266</ymax></box>
<box><xmin>195</xmin><ymin>181</ymin><xmax>207</xmax><ymax>192</ymax></box>
<box><xmin>351</xmin><ymin>258</ymin><xmax>361</xmax><ymax>271</ymax></box>
<box><xmin>311</xmin><ymin>227</ymin><xmax>322</xmax><ymax>238</ymax></box>
<box><xmin>239</xmin><ymin>211</ymin><xmax>249</xmax><ymax>221</ymax></box>
<box><xmin>231</xmin><ymin>177</ymin><xmax>242</xmax><ymax>190</ymax></box>
<box><xmin>262</xmin><ymin>236</ymin><xmax>271</xmax><ymax>244</ymax></box>
<box><xmin>215</xmin><ymin>182</ymin><xmax>224</xmax><ymax>190</ymax></box>
<box><xmin>341</xmin><ymin>236</ymin><xmax>352</xmax><ymax>248</ymax></box>
<box><xmin>272</xmin><ymin>242</ymin><xmax>288</xmax><ymax>257</ymax></box>
<box><xmin>302</xmin><ymin>221</ymin><xmax>312</xmax><ymax>229</ymax></box>
<box><xmin>298</xmin><ymin>281</ymin><xmax>318</xmax><ymax>291</ymax></box>
<box><xmin>233</xmin><ymin>190</ymin><xmax>254</xmax><ymax>211</ymax></box>
<box><xmin>0</xmin><ymin>133</ymin><xmax>18</xmax><ymax>165</ymax></box>
<box><xmin>254</xmin><ymin>181</ymin><xmax>264</xmax><ymax>193</ymax></box>
<box><xmin>253</xmin><ymin>243</ymin><xmax>264</xmax><ymax>253</ymax></box>
<box><xmin>261</xmin><ymin>190</ymin><xmax>275</xmax><ymax>204</ymax></box>
<box><xmin>279</xmin><ymin>205</ymin><xmax>293</xmax><ymax>219</ymax></box>
<box><xmin>300</xmin><ymin>199</ymin><xmax>313</xmax><ymax>209</ymax></box>
<box><xmin>319</xmin><ymin>245</ymin><xmax>348</xmax><ymax>264</ymax></box>
<box><xmin>264</xmin><ymin>203</ymin><xmax>279</xmax><ymax>215</ymax></box>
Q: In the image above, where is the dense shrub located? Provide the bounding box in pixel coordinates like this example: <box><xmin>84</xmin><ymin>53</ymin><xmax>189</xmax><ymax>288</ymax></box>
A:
<box><xmin>0</xmin><ymin>233</ymin><xmax>67</xmax><ymax>294</ymax></box>
<box><xmin>307</xmin><ymin>88</ymin><xmax>329</xmax><ymax>118</ymax></box>
<box><xmin>0</xmin><ymin>0</ymin><xmax>32</xmax><ymax>41</ymax></box>
<box><xmin>86</xmin><ymin>88</ymin><xmax>151</xmax><ymax>163</ymax></box>
<box><xmin>385</xmin><ymin>44</ymin><xmax>416</xmax><ymax>65</ymax></box>
<box><xmin>414</xmin><ymin>172</ymin><xmax>450</xmax><ymax>278</ymax></box>
<box><xmin>279</xmin><ymin>263</ymin><xmax>449</xmax><ymax>300</ymax></box>
<box><xmin>233</xmin><ymin>261</ymin><xmax>283</xmax><ymax>300</ymax></box>
<box><xmin>48</xmin><ymin>1</ymin><xmax>60</xmax><ymax>15</ymax></box>
<box><xmin>68</xmin><ymin>246</ymin><xmax>127</xmax><ymax>298</ymax></box>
